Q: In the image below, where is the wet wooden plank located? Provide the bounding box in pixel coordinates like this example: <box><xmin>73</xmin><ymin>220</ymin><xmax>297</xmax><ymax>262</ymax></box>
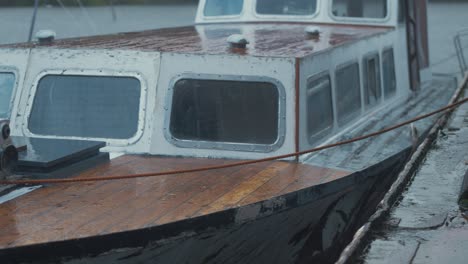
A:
<box><xmin>0</xmin><ymin>156</ymin><xmax>350</xmax><ymax>249</ymax></box>
<box><xmin>195</xmin><ymin>162</ymin><xmax>292</xmax><ymax>216</ymax></box>
<box><xmin>239</xmin><ymin>163</ymin><xmax>316</xmax><ymax>206</ymax></box>
<box><xmin>1</xmin><ymin>24</ymin><xmax>391</xmax><ymax>58</ymax></box>
<box><xmin>0</xmin><ymin>156</ymin><xmax>141</xmax><ymax>231</ymax></box>
<box><xmin>156</xmin><ymin>163</ymin><xmax>273</xmax><ymax>225</ymax></box>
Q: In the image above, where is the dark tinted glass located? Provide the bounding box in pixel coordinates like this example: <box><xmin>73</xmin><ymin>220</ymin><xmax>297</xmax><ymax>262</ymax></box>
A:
<box><xmin>204</xmin><ymin>0</ymin><xmax>243</xmax><ymax>16</ymax></box>
<box><xmin>383</xmin><ymin>49</ymin><xmax>397</xmax><ymax>97</ymax></box>
<box><xmin>364</xmin><ymin>54</ymin><xmax>382</xmax><ymax>107</ymax></box>
<box><xmin>0</xmin><ymin>72</ymin><xmax>15</xmax><ymax>119</ymax></box>
<box><xmin>336</xmin><ymin>63</ymin><xmax>361</xmax><ymax>125</ymax></box>
<box><xmin>307</xmin><ymin>74</ymin><xmax>334</xmax><ymax>143</ymax></box>
<box><xmin>29</xmin><ymin>75</ymin><xmax>141</xmax><ymax>139</ymax></box>
<box><xmin>332</xmin><ymin>0</ymin><xmax>387</xmax><ymax>19</ymax></box>
<box><xmin>170</xmin><ymin>79</ymin><xmax>279</xmax><ymax>145</ymax></box>
<box><xmin>257</xmin><ymin>0</ymin><xmax>317</xmax><ymax>15</ymax></box>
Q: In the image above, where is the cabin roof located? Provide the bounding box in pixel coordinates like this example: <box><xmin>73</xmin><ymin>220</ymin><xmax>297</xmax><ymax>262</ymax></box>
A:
<box><xmin>2</xmin><ymin>23</ymin><xmax>391</xmax><ymax>58</ymax></box>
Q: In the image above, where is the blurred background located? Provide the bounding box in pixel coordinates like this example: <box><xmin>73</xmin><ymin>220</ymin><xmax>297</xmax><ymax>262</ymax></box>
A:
<box><xmin>0</xmin><ymin>0</ymin><xmax>467</xmax><ymax>76</ymax></box>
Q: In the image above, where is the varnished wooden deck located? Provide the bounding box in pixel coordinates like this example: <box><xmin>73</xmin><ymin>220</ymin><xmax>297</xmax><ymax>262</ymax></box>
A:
<box><xmin>0</xmin><ymin>156</ymin><xmax>349</xmax><ymax>250</ymax></box>
<box><xmin>1</xmin><ymin>23</ymin><xmax>390</xmax><ymax>58</ymax></box>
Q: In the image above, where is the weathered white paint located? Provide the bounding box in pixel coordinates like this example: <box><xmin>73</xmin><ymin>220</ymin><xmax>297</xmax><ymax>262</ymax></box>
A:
<box><xmin>196</xmin><ymin>0</ymin><xmax>398</xmax><ymax>27</ymax></box>
<box><xmin>151</xmin><ymin>53</ymin><xmax>297</xmax><ymax>160</ymax></box>
<box><xmin>14</xmin><ymin>48</ymin><xmax>161</xmax><ymax>154</ymax></box>
<box><xmin>297</xmin><ymin>28</ymin><xmax>412</xmax><ymax>155</ymax></box>
<box><xmin>0</xmin><ymin>186</ymin><xmax>41</xmax><ymax>205</ymax></box>
<box><xmin>0</xmin><ymin>48</ymin><xmax>31</xmax><ymax>133</ymax></box>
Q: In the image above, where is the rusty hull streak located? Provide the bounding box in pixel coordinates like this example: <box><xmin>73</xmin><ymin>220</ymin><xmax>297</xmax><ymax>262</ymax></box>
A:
<box><xmin>1</xmin><ymin>23</ymin><xmax>392</xmax><ymax>59</ymax></box>
<box><xmin>295</xmin><ymin>58</ymin><xmax>301</xmax><ymax>160</ymax></box>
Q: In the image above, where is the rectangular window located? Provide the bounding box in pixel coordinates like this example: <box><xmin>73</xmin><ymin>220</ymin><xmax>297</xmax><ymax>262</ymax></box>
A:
<box><xmin>336</xmin><ymin>62</ymin><xmax>361</xmax><ymax>125</ymax></box>
<box><xmin>363</xmin><ymin>53</ymin><xmax>382</xmax><ymax>107</ymax></box>
<box><xmin>382</xmin><ymin>48</ymin><xmax>397</xmax><ymax>97</ymax></box>
<box><xmin>29</xmin><ymin>75</ymin><xmax>141</xmax><ymax>139</ymax></box>
<box><xmin>204</xmin><ymin>0</ymin><xmax>243</xmax><ymax>17</ymax></box>
<box><xmin>332</xmin><ymin>0</ymin><xmax>388</xmax><ymax>19</ymax></box>
<box><xmin>256</xmin><ymin>0</ymin><xmax>317</xmax><ymax>16</ymax></box>
<box><xmin>0</xmin><ymin>72</ymin><xmax>15</xmax><ymax>119</ymax></box>
<box><xmin>170</xmin><ymin>79</ymin><xmax>279</xmax><ymax>145</ymax></box>
<box><xmin>307</xmin><ymin>73</ymin><xmax>334</xmax><ymax>144</ymax></box>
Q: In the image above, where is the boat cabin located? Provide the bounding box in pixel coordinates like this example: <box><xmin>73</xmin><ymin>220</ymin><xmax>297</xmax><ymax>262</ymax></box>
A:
<box><xmin>1</xmin><ymin>2</ymin><xmax>457</xmax><ymax>263</ymax></box>
<box><xmin>0</xmin><ymin>0</ymin><xmax>430</xmax><ymax>163</ymax></box>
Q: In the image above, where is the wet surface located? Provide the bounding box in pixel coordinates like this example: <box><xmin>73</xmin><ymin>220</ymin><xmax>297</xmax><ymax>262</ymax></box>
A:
<box><xmin>1</xmin><ymin>23</ymin><xmax>390</xmax><ymax>59</ymax></box>
<box><xmin>12</xmin><ymin>137</ymin><xmax>105</xmax><ymax>168</ymax></box>
<box><xmin>358</xmin><ymin>92</ymin><xmax>468</xmax><ymax>264</ymax></box>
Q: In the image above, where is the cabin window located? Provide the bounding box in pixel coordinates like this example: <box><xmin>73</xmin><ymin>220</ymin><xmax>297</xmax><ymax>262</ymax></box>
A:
<box><xmin>0</xmin><ymin>72</ymin><xmax>15</xmax><ymax>119</ymax></box>
<box><xmin>363</xmin><ymin>53</ymin><xmax>382</xmax><ymax>107</ymax></box>
<box><xmin>307</xmin><ymin>73</ymin><xmax>334</xmax><ymax>144</ymax></box>
<box><xmin>204</xmin><ymin>0</ymin><xmax>244</xmax><ymax>17</ymax></box>
<box><xmin>29</xmin><ymin>75</ymin><xmax>141</xmax><ymax>139</ymax></box>
<box><xmin>332</xmin><ymin>0</ymin><xmax>388</xmax><ymax>19</ymax></box>
<box><xmin>336</xmin><ymin>62</ymin><xmax>361</xmax><ymax>125</ymax></box>
<box><xmin>382</xmin><ymin>48</ymin><xmax>397</xmax><ymax>97</ymax></box>
<box><xmin>170</xmin><ymin>79</ymin><xmax>279</xmax><ymax>145</ymax></box>
<box><xmin>256</xmin><ymin>0</ymin><xmax>317</xmax><ymax>16</ymax></box>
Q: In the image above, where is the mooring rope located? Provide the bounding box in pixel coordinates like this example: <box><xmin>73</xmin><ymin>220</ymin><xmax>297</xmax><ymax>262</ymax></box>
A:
<box><xmin>335</xmin><ymin>73</ymin><xmax>468</xmax><ymax>264</ymax></box>
<box><xmin>0</xmin><ymin>97</ymin><xmax>467</xmax><ymax>186</ymax></box>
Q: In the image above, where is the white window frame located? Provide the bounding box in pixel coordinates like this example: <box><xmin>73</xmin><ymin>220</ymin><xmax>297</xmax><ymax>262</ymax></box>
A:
<box><xmin>0</xmin><ymin>67</ymin><xmax>19</xmax><ymax>121</ymax></box>
<box><xmin>24</xmin><ymin>69</ymin><xmax>148</xmax><ymax>147</ymax></box>
<box><xmin>328</xmin><ymin>0</ymin><xmax>392</xmax><ymax>24</ymax></box>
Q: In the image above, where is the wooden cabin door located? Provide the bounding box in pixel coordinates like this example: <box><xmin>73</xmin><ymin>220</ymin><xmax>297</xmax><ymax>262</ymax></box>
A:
<box><xmin>406</xmin><ymin>0</ymin><xmax>430</xmax><ymax>91</ymax></box>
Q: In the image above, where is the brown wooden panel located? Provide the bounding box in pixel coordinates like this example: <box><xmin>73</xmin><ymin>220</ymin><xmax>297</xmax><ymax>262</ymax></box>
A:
<box><xmin>156</xmin><ymin>164</ymin><xmax>271</xmax><ymax>225</ymax></box>
<box><xmin>196</xmin><ymin>162</ymin><xmax>291</xmax><ymax>216</ymax></box>
<box><xmin>2</xmin><ymin>24</ymin><xmax>391</xmax><ymax>59</ymax></box>
<box><xmin>0</xmin><ymin>156</ymin><xmax>349</xmax><ymax>249</ymax></box>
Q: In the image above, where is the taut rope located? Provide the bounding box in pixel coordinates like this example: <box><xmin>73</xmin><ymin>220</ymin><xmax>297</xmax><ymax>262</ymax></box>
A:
<box><xmin>1</xmin><ymin>96</ymin><xmax>466</xmax><ymax>185</ymax></box>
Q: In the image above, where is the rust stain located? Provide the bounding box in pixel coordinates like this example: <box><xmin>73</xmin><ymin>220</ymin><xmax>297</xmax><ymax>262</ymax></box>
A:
<box><xmin>295</xmin><ymin>58</ymin><xmax>301</xmax><ymax>160</ymax></box>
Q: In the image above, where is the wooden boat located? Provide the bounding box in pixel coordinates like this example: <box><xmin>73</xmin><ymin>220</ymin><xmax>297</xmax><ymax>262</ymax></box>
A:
<box><xmin>0</xmin><ymin>0</ymin><xmax>457</xmax><ymax>263</ymax></box>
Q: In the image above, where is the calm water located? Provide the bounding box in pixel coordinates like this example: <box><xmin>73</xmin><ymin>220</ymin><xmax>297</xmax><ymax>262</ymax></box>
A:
<box><xmin>0</xmin><ymin>3</ymin><xmax>467</xmax><ymax>75</ymax></box>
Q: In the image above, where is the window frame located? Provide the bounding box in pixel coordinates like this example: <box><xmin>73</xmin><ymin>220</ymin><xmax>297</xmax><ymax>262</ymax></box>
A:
<box><xmin>382</xmin><ymin>47</ymin><xmax>397</xmax><ymax>98</ymax></box>
<box><xmin>202</xmin><ymin>0</ymin><xmax>245</xmax><ymax>20</ymax></box>
<box><xmin>306</xmin><ymin>71</ymin><xmax>335</xmax><ymax>145</ymax></box>
<box><xmin>362</xmin><ymin>52</ymin><xmax>382</xmax><ymax>108</ymax></box>
<box><xmin>164</xmin><ymin>73</ymin><xmax>286</xmax><ymax>153</ymax></box>
<box><xmin>25</xmin><ymin>70</ymin><xmax>147</xmax><ymax>146</ymax></box>
<box><xmin>335</xmin><ymin>60</ymin><xmax>362</xmax><ymax>126</ymax></box>
<box><xmin>0</xmin><ymin>67</ymin><xmax>18</xmax><ymax>121</ymax></box>
<box><xmin>253</xmin><ymin>0</ymin><xmax>321</xmax><ymax>20</ymax></box>
<box><xmin>328</xmin><ymin>0</ymin><xmax>392</xmax><ymax>24</ymax></box>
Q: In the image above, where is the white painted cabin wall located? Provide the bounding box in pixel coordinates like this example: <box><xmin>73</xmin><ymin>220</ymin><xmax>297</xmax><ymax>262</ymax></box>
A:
<box><xmin>298</xmin><ymin>29</ymin><xmax>411</xmax><ymax>154</ymax></box>
<box><xmin>150</xmin><ymin>53</ymin><xmax>297</xmax><ymax>160</ymax></box>
<box><xmin>196</xmin><ymin>0</ymin><xmax>398</xmax><ymax>27</ymax></box>
<box><xmin>0</xmin><ymin>48</ymin><xmax>31</xmax><ymax>132</ymax></box>
<box><xmin>12</xmin><ymin>48</ymin><xmax>161</xmax><ymax>154</ymax></box>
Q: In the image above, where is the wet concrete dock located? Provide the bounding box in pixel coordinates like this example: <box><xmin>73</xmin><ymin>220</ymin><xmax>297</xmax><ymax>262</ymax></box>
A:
<box><xmin>358</xmin><ymin>88</ymin><xmax>468</xmax><ymax>263</ymax></box>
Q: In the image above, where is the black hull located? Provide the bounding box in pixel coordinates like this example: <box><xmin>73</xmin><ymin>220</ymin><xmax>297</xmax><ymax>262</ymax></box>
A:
<box><xmin>1</xmin><ymin>148</ymin><xmax>411</xmax><ymax>264</ymax></box>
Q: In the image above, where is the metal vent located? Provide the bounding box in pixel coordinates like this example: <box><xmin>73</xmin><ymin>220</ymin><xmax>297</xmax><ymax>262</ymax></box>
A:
<box><xmin>305</xmin><ymin>26</ymin><xmax>321</xmax><ymax>37</ymax></box>
<box><xmin>35</xmin><ymin>30</ymin><xmax>56</xmax><ymax>45</ymax></box>
<box><xmin>227</xmin><ymin>34</ymin><xmax>249</xmax><ymax>49</ymax></box>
